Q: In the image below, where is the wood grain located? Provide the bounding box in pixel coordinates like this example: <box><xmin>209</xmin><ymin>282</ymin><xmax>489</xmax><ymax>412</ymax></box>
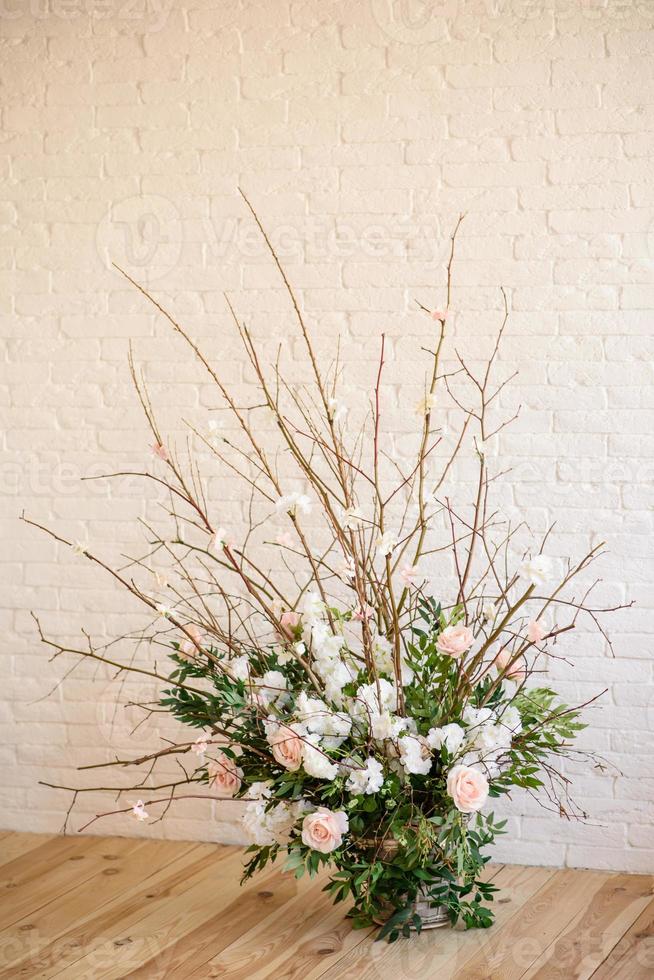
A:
<box><xmin>0</xmin><ymin>833</ymin><xmax>651</xmax><ymax>980</ymax></box>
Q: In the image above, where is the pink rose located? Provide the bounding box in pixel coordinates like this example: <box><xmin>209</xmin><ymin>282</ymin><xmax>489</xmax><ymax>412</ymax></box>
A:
<box><xmin>207</xmin><ymin>751</ymin><xmax>243</xmax><ymax>798</ymax></box>
<box><xmin>279</xmin><ymin>610</ymin><xmax>302</xmax><ymax>639</ymax></box>
<box><xmin>527</xmin><ymin>619</ymin><xmax>547</xmax><ymax>644</ymax></box>
<box><xmin>268</xmin><ymin>723</ymin><xmax>304</xmax><ymax>771</ymax></box>
<box><xmin>446</xmin><ymin>764</ymin><xmax>489</xmax><ymax>814</ymax></box>
<box><xmin>495</xmin><ymin>649</ymin><xmax>527</xmax><ymax>683</ymax></box>
<box><xmin>437</xmin><ymin>624</ymin><xmax>474</xmax><ymax>658</ymax></box>
<box><xmin>301</xmin><ymin>807</ymin><xmax>349</xmax><ymax>853</ymax></box>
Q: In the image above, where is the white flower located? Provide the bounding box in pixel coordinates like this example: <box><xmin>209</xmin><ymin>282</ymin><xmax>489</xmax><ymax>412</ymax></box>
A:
<box><xmin>482</xmin><ymin>601</ymin><xmax>499</xmax><ymax>623</ymax></box>
<box><xmin>311</xmin><ymin>622</ymin><xmax>346</xmax><ymax>661</ymax></box>
<box><xmin>427</xmin><ymin>722</ymin><xmax>465</xmax><ymax>756</ymax></box>
<box><xmin>315</xmin><ymin>657</ymin><xmax>353</xmax><ymax>705</ymax></box>
<box><xmin>229</xmin><ymin>654</ymin><xmax>250</xmax><ymax>681</ymax></box>
<box><xmin>400</xmin><ymin>564</ymin><xmax>421</xmax><ymax>587</ymax></box>
<box><xmin>71</xmin><ymin>540</ymin><xmax>87</xmax><ymax>557</ymax></box>
<box><xmin>302</xmin><ymin>591</ymin><xmax>325</xmax><ymax>625</ymax></box>
<box><xmin>242</xmin><ymin>788</ymin><xmax>306</xmax><ymax>846</ymax></box>
<box><xmin>191</xmin><ymin>733</ymin><xmax>210</xmax><ymax>756</ymax></box>
<box><xmin>370</xmin><ymin>711</ymin><xmax>406</xmax><ymax>741</ymax></box>
<box><xmin>208</xmin><ymin>528</ymin><xmax>228</xmax><ymax>553</ymax></box>
<box><xmin>278</xmin><ymin>641</ymin><xmax>306</xmax><ymax>667</ymax></box>
<box><xmin>296</xmin><ymin>691</ymin><xmax>330</xmax><ymax>731</ymax></box>
<box><xmin>346</xmin><ymin>757</ymin><xmax>385</xmax><ymax>796</ymax></box>
<box><xmin>342</xmin><ymin>506</ymin><xmax>364</xmax><ymax>530</ymax></box>
<box><xmin>296</xmin><ymin>692</ymin><xmax>352</xmax><ymax>747</ymax></box>
<box><xmin>497</xmin><ymin>705</ymin><xmax>522</xmax><ymax>738</ymax></box>
<box><xmin>473</xmin><ymin>723</ymin><xmax>509</xmax><ymax>753</ymax></box>
<box><xmin>328</xmin><ymin>396</ymin><xmax>347</xmax><ymax>422</ymax></box>
<box><xmin>255</xmin><ymin>670</ymin><xmax>288</xmax><ymax>706</ymax></box>
<box><xmin>302</xmin><ymin>733</ymin><xmax>339</xmax><ymax>781</ymax></box>
<box><xmin>519</xmin><ymin>555</ymin><xmax>553</xmax><ymax>588</ymax></box>
<box><xmin>372</xmin><ymin>635</ymin><xmax>393</xmax><ymax>673</ymax></box>
<box><xmin>131</xmin><ymin>800</ymin><xmax>149</xmax><ymax>822</ymax></box>
<box><xmin>415</xmin><ymin>392</ymin><xmax>438</xmax><ymax>416</ymax></box>
<box><xmin>372</xmin><ymin>635</ymin><xmax>414</xmax><ymax>685</ymax></box>
<box><xmin>376</xmin><ymin>531</ymin><xmax>397</xmax><ymax>558</ymax></box>
<box><xmin>338</xmin><ymin>555</ymin><xmax>356</xmax><ymax>582</ymax></box>
<box><xmin>398</xmin><ymin>735</ymin><xmax>432</xmax><ymax>776</ymax></box>
<box><xmin>276</xmin><ymin>492</ymin><xmax>312</xmax><ymax>516</ymax></box>
<box><xmin>463</xmin><ymin>705</ymin><xmax>494</xmax><ymax>729</ymax></box>
<box><xmin>353</xmin><ymin>678</ymin><xmax>398</xmax><ymax>723</ymax></box>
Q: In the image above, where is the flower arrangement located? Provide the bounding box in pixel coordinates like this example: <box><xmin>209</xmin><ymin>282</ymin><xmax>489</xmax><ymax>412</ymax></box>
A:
<box><xmin>27</xmin><ymin>197</ymin><xmax>623</xmax><ymax>942</ymax></box>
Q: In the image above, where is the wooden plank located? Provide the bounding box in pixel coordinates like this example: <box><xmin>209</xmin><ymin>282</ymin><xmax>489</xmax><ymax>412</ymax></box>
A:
<box><xmin>446</xmin><ymin>869</ymin><xmax>614</xmax><ymax>980</ymax></box>
<box><xmin>589</xmin><ymin>896</ymin><xmax>654</xmax><ymax>980</ymax></box>
<box><xmin>523</xmin><ymin>872</ymin><xmax>654</xmax><ymax>979</ymax></box>
<box><xmin>187</xmin><ymin>871</ymin><xmax>372</xmax><ymax>980</ymax></box>
<box><xmin>0</xmin><ymin>836</ymin><xmax>114</xmax><ymax>930</ymax></box>
<box><xmin>43</xmin><ymin>845</ymin><xmax>247</xmax><ymax>979</ymax></box>
<box><xmin>0</xmin><ymin>837</ymin><xmax>152</xmax><ymax>974</ymax></box>
<box><xmin>6</xmin><ymin>840</ymin><xmax>220</xmax><ymax>980</ymax></box>
<box><xmin>0</xmin><ymin>835</ymin><xmax>88</xmax><ymax>896</ymax></box>
<box><xmin>124</xmin><ymin>864</ymin><xmax>316</xmax><ymax>978</ymax></box>
<box><xmin>315</xmin><ymin>863</ymin><xmax>550</xmax><ymax>980</ymax></box>
<box><xmin>0</xmin><ymin>835</ymin><xmax>56</xmax><ymax>869</ymax></box>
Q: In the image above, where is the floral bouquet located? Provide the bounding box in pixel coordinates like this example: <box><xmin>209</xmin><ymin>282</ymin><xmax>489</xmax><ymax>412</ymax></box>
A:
<box><xmin>28</xmin><ymin>198</ymin><xmax>621</xmax><ymax>942</ymax></box>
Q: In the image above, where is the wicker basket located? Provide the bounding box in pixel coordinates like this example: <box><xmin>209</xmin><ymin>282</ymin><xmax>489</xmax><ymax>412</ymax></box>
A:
<box><xmin>354</xmin><ymin>835</ymin><xmax>451</xmax><ymax>931</ymax></box>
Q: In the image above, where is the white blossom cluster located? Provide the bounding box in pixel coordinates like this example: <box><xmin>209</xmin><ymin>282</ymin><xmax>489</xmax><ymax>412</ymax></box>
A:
<box><xmin>242</xmin><ymin>782</ymin><xmax>308</xmax><ymax>846</ymax></box>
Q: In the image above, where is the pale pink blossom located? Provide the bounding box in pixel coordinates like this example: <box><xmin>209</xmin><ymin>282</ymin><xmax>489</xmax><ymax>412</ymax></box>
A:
<box><xmin>301</xmin><ymin>807</ymin><xmax>348</xmax><ymax>853</ymax></box>
<box><xmin>180</xmin><ymin>624</ymin><xmax>203</xmax><ymax>661</ymax></box>
<box><xmin>400</xmin><ymin>563</ymin><xmax>421</xmax><ymax>587</ymax></box>
<box><xmin>268</xmin><ymin>723</ymin><xmax>304</xmax><ymax>772</ymax></box>
<box><xmin>431</xmin><ymin>309</ymin><xmax>449</xmax><ymax>322</ymax></box>
<box><xmin>495</xmin><ymin>649</ymin><xmax>527</xmax><ymax>684</ymax></box>
<box><xmin>151</xmin><ymin>442</ymin><xmax>170</xmax><ymax>462</ymax></box>
<box><xmin>131</xmin><ymin>800</ymin><xmax>149</xmax><ymax>821</ymax></box>
<box><xmin>191</xmin><ymin>733</ymin><xmax>210</xmax><ymax>756</ymax></box>
<box><xmin>527</xmin><ymin>619</ymin><xmax>547</xmax><ymax>644</ymax></box>
<box><xmin>353</xmin><ymin>603</ymin><xmax>375</xmax><ymax>622</ymax></box>
<box><xmin>446</xmin><ymin>765</ymin><xmax>488</xmax><ymax>813</ymax></box>
<box><xmin>437</xmin><ymin>624</ymin><xmax>474</xmax><ymax>659</ymax></box>
<box><xmin>207</xmin><ymin>751</ymin><xmax>243</xmax><ymax>798</ymax></box>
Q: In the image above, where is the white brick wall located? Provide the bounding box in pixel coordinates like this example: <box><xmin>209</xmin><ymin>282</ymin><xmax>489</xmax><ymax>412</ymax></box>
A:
<box><xmin>2</xmin><ymin>0</ymin><xmax>654</xmax><ymax>870</ymax></box>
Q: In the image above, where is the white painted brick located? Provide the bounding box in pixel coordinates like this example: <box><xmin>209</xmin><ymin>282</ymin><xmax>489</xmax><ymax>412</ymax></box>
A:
<box><xmin>0</xmin><ymin>0</ymin><xmax>652</xmax><ymax>878</ymax></box>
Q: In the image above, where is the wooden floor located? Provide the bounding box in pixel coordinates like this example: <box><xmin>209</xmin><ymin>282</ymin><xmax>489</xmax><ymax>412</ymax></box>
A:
<box><xmin>0</xmin><ymin>832</ymin><xmax>653</xmax><ymax>979</ymax></box>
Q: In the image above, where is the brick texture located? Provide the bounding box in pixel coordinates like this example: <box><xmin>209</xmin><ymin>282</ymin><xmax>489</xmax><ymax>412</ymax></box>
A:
<box><xmin>2</xmin><ymin>0</ymin><xmax>654</xmax><ymax>870</ymax></box>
